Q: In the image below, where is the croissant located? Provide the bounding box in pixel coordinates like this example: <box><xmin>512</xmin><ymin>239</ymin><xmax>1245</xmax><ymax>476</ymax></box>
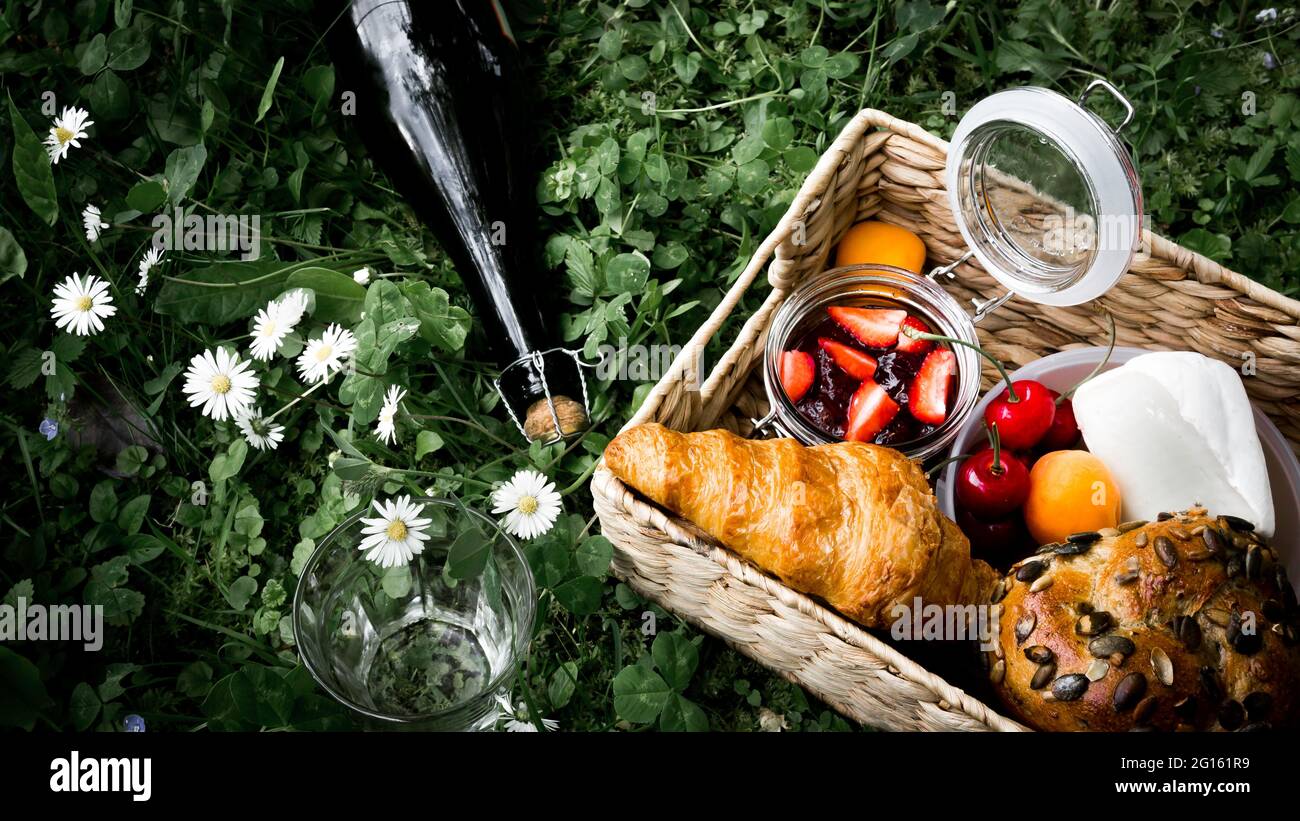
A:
<box><xmin>603</xmin><ymin>423</ymin><xmax>998</xmax><ymax>627</ymax></box>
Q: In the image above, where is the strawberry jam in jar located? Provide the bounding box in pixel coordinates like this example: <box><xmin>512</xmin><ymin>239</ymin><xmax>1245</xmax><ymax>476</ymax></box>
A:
<box><xmin>761</xmin><ymin>264</ymin><xmax>981</xmax><ymax>462</ymax></box>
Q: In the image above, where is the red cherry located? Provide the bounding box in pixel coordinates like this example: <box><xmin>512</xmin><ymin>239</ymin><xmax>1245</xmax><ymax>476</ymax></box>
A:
<box><xmin>955</xmin><ymin>447</ymin><xmax>1031</xmax><ymax>519</ymax></box>
<box><xmin>1039</xmin><ymin>389</ymin><xmax>1080</xmax><ymax>450</ymax></box>
<box><xmin>983</xmin><ymin>380</ymin><xmax>1056</xmax><ymax>451</ymax></box>
<box><xmin>957</xmin><ymin>507</ymin><xmax>1031</xmax><ymax>569</ymax></box>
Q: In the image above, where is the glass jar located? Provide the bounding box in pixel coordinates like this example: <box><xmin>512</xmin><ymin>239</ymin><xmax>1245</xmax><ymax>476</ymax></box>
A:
<box><xmin>762</xmin><ymin>264</ymin><xmax>982</xmax><ymax>462</ymax></box>
<box><xmin>292</xmin><ymin>497</ymin><xmax>536</xmax><ymax>731</ymax></box>
<box><xmin>758</xmin><ymin>80</ymin><xmax>1143</xmax><ymax>461</ymax></box>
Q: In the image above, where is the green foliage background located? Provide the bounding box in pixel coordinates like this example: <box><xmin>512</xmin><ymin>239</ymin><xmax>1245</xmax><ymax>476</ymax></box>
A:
<box><xmin>0</xmin><ymin>0</ymin><xmax>1296</xmax><ymax>731</ymax></box>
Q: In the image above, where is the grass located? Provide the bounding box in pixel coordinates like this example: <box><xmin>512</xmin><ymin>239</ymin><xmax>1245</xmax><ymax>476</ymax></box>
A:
<box><xmin>0</xmin><ymin>0</ymin><xmax>1296</xmax><ymax>732</ymax></box>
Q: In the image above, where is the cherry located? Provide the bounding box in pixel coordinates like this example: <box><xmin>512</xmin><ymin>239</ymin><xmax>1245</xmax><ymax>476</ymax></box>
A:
<box><xmin>984</xmin><ymin>379</ymin><xmax>1056</xmax><ymax>451</ymax></box>
<box><xmin>900</xmin><ymin>322</ymin><xmax>1053</xmax><ymax>450</ymax></box>
<box><xmin>955</xmin><ymin>423</ymin><xmax>1031</xmax><ymax>519</ymax></box>
<box><xmin>1039</xmin><ymin>389</ymin><xmax>1080</xmax><ymax>450</ymax></box>
<box><xmin>957</xmin><ymin>507</ymin><xmax>1031</xmax><ymax>569</ymax></box>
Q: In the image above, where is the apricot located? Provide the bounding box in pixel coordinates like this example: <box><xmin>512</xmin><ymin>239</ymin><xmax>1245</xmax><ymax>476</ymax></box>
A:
<box><xmin>1023</xmin><ymin>450</ymin><xmax>1122</xmax><ymax>546</ymax></box>
<box><xmin>834</xmin><ymin>221</ymin><xmax>927</xmax><ymax>274</ymax></box>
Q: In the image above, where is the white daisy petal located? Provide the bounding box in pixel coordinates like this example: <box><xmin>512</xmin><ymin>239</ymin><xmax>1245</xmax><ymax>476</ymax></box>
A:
<box><xmin>49</xmin><ymin>272</ymin><xmax>116</xmax><ymax>337</ymax></box>
<box><xmin>491</xmin><ymin>469</ymin><xmax>561</xmax><ymax>540</ymax></box>
<box><xmin>182</xmin><ymin>347</ymin><xmax>260</xmax><ymax>421</ymax></box>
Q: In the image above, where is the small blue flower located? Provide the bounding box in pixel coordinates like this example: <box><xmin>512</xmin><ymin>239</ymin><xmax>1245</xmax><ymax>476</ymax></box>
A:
<box><xmin>1255</xmin><ymin>8</ymin><xmax>1277</xmax><ymax>24</ymax></box>
<box><xmin>1263</xmin><ymin>52</ymin><xmax>1277</xmax><ymax>70</ymax></box>
<box><xmin>123</xmin><ymin>714</ymin><xmax>146</xmax><ymax>733</ymax></box>
<box><xmin>39</xmin><ymin>418</ymin><xmax>58</xmax><ymax>441</ymax></box>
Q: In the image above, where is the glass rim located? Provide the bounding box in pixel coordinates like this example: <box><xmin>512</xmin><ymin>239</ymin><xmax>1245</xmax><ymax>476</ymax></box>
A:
<box><xmin>290</xmin><ymin>495</ymin><xmax>537</xmax><ymax>725</ymax></box>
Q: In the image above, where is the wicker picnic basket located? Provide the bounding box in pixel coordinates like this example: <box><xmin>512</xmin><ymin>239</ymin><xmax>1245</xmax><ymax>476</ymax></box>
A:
<box><xmin>590</xmin><ymin>108</ymin><xmax>1300</xmax><ymax>731</ymax></box>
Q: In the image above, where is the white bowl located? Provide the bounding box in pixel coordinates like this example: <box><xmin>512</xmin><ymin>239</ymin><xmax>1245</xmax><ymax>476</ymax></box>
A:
<box><xmin>936</xmin><ymin>346</ymin><xmax>1300</xmax><ymax>594</ymax></box>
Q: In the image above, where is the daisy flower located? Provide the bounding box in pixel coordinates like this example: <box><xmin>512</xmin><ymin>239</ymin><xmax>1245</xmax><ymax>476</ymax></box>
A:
<box><xmin>182</xmin><ymin>347</ymin><xmax>260</xmax><ymax>422</ymax></box>
<box><xmin>297</xmin><ymin>323</ymin><xmax>358</xmax><ymax>383</ymax></box>
<box><xmin>490</xmin><ymin>469</ymin><xmax>562</xmax><ymax>540</ymax></box>
<box><xmin>375</xmin><ymin>384</ymin><xmax>406</xmax><ymax>444</ymax></box>
<box><xmin>276</xmin><ymin>288</ymin><xmax>309</xmax><ymax>327</ymax></box>
<box><xmin>135</xmin><ymin>246</ymin><xmax>164</xmax><ymax>295</ymax></box>
<box><xmin>352</xmin><ymin>268</ymin><xmax>370</xmax><ymax>285</ymax></box>
<box><xmin>50</xmin><ymin>272</ymin><xmax>117</xmax><ymax>336</ymax></box>
<box><xmin>358</xmin><ymin>495</ymin><xmax>432</xmax><ymax>569</ymax></box>
<box><xmin>82</xmin><ymin>204</ymin><xmax>108</xmax><ymax>243</ymax></box>
<box><xmin>235</xmin><ymin>410</ymin><xmax>285</xmax><ymax>451</ymax></box>
<box><xmin>248</xmin><ymin>294</ymin><xmax>305</xmax><ymax>361</ymax></box>
<box><xmin>43</xmin><ymin>106</ymin><xmax>93</xmax><ymax>164</ymax></box>
<box><xmin>496</xmin><ymin>694</ymin><xmax>559</xmax><ymax>732</ymax></box>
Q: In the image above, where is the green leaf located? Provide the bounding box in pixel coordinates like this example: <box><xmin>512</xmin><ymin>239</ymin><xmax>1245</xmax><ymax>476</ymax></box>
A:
<box><xmin>1178</xmin><ymin>228</ymin><xmax>1232</xmax><ymax>261</ymax></box>
<box><xmin>652</xmin><ymin>631</ymin><xmax>699</xmax><ymax>691</ymax></box>
<box><xmin>177</xmin><ymin>661</ymin><xmax>213</xmax><ymax>697</ymax></box>
<box><xmin>331</xmin><ymin>456</ymin><xmax>372</xmax><ymax>481</ymax></box>
<box><xmin>761</xmin><ymin>117</ymin><xmax>794</xmax><ymax>150</ymax></box>
<box><xmin>415</xmin><ymin>430</ymin><xmax>444</xmax><ymax>460</ymax></box>
<box><xmin>107</xmin><ymin>26</ymin><xmax>150</xmax><ymax>71</ymax></box>
<box><xmin>659</xmin><ymin>693</ymin><xmax>708</xmax><ymax>731</ymax></box>
<box><xmin>70</xmin><ymin>682</ymin><xmax>101</xmax><ymax>730</ymax></box>
<box><xmin>255</xmin><ymin>56</ymin><xmax>285</xmax><ymax>123</ymax></box>
<box><xmin>115</xmin><ymin>444</ymin><xmax>149</xmax><ymax>477</ymax></box>
<box><xmin>155</xmin><ymin>259</ymin><xmax>325</xmax><ymax>324</ymax></box>
<box><xmin>164</xmin><ymin>144</ymin><xmax>207</xmax><ymax>205</ymax></box>
<box><xmin>547</xmin><ymin>661</ymin><xmax>578</xmax><ymax>709</ymax></box>
<box><xmin>225</xmin><ymin>575</ymin><xmax>258</xmax><ymax>610</ymax></box>
<box><xmin>446</xmin><ymin>524</ymin><xmax>491</xmax><ymax>579</ymax></box>
<box><xmin>612</xmin><ymin>665</ymin><xmax>671</xmax><ymax>723</ymax></box>
<box><xmin>0</xmin><ymin>225</ymin><xmax>27</xmax><ymax>284</ymax></box>
<box><xmin>89</xmin><ymin>69</ymin><xmax>130</xmax><ymax>120</ymax></box>
<box><xmin>79</xmin><ymin>33</ymin><xmax>108</xmax><ymax>75</ymax></box>
<box><xmin>124</xmin><ymin>534</ymin><xmax>165</xmax><ymax>565</ymax></box>
<box><xmin>7</xmin><ymin>95</ymin><xmax>58</xmax><ymax>226</ymax></box>
<box><xmin>402</xmin><ymin>281</ymin><xmax>471</xmax><ymax>352</ymax></box>
<box><xmin>286</xmin><ymin>266</ymin><xmax>365</xmax><ymax>323</ymax></box>
<box><xmin>381</xmin><ymin>565</ymin><xmax>412</xmax><ymax>598</ymax></box>
<box><xmin>89</xmin><ymin>480</ymin><xmax>118</xmax><ymax>523</ymax></box>
<box><xmin>0</xmin><ymin>647</ymin><xmax>50</xmax><ymax>729</ymax></box>
<box><xmin>115</xmin><ymin>494</ymin><xmax>151</xmax><ymax>535</ymax></box>
<box><xmin>303</xmin><ymin>65</ymin><xmax>335</xmax><ymax>106</ymax></box>
<box><xmin>552</xmin><ymin>575</ymin><xmax>603</xmax><ymax>616</ymax></box>
<box><xmin>574</xmin><ymin>535</ymin><xmax>613</xmax><ymax>577</ymax></box>
<box><xmin>605</xmin><ymin>251</ymin><xmax>650</xmax><ymax>293</ymax></box>
<box><xmin>126</xmin><ymin>179</ymin><xmax>166</xmax><ymax>212</ymax></box>
<box><xmin>210</xmin><ymin>438</ymin><xmax>248</xmax><ymax>483</ymax></box>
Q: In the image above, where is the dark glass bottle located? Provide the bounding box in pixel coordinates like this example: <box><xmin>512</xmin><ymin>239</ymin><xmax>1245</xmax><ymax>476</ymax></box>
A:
<box><xmin>327</xmin><ymin>0</ymin><xmax>587</xmax><ymax>441</ymax></box>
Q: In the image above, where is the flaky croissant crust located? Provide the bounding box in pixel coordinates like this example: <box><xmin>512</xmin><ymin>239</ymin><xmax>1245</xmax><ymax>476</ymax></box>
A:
<box><xmin>603</xmin><ymin>423</ymin><xmax>996</xmax><ymax>627</ymax></box>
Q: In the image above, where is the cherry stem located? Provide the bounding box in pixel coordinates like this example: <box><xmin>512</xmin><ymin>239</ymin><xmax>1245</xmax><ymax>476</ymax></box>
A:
<box><xmin>901</xmin><ymin>326</ymin><xmax>1019</xmax><ymax>403</ymax></box>
<box><xmin>1059</xmin><ymin>309</ymin><xmax>1117</xmax><ymax>404</ymax></box>
<box><xmin>925</xmin><ymin>453</ymin><xmax>973</xmax><ymax>479</ymax></box>
<box><xmin>986</xmin><ymin>421</ymin><xmax>1005</xmax><ymax>476</ymax></box>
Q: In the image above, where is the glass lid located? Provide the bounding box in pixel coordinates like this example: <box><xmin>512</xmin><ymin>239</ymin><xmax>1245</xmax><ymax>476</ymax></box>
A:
<box><xmin>945</xmin><ymin>80</ymin><xmax>1142</xmax><ymax>307</ymax></box>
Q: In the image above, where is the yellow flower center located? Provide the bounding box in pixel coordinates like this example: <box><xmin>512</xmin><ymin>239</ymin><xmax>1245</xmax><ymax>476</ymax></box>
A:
<box><xmin>517</xmin><ymin>495</ymin><xmax>539</xmax><ymax>515</ymax></box>
<box><xmin>210</xmin><ymin>375</ymin><xmax>232</xmax><ymax>395</ymax></box>
<box><xmin>75</xmin><ymin>295</ymin><xmax>94</xmax><ymax>312</ymax></box>
<box><xmin>314</xmin><ymin>344</ymin><xmax>333</xmax><ymax>362</ymax></box>
<box><xmin>55</xmin><ymin>126</ymin><xmax>74</xmax><ymax>145</ymax></box>
<box><xmin>260</xmin><ymin>321</ymin><xmax>276</xmax><ymax>337</ymax></box>
<box><xmin>386</xmin><ymin>520</ymin><xmax>408</xmax><ymax>540</ymax></box>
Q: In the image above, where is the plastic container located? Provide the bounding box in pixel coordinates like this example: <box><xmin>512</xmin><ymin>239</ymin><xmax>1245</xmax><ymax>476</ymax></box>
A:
<box><xmin>936</xmin><ymin>346</ymin><xmax>1300</xmax><ymax>593</ymax></box>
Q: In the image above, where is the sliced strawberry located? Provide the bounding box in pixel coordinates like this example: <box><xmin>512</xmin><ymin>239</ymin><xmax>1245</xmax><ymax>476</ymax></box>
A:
<box><xmin>844</xmin><ymin>381</ymin><xmax>900</xmax><ymax>442</ymax></box>
<box><xmin>827</xmin><ymin>306</ymin><xmax>907</xmax><ymax>348</ymax></box>
<box><xmin>895</xmin><ymin>315</ymin><xmax>933</xmax><ymax>355</ymax></box>
<box><xmin>818</xmin><ymin>338</ymin><xmax>878</xmax><ymax>381</ymax></box>
<box><xmin>909</xmin><ymin>349</ymin><xmax>957</xmax><ymax>425</ymax></box>
<box><xmin>779</xmin><ymin>350</ymin><xmax>815</xmax><ymax>403</ymax></box>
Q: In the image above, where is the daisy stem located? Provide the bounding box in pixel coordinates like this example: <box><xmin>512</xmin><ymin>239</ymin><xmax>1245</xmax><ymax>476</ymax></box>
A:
<box><xmin>383</xmin><ymin>467</ymin><xmax>496</xmax><ymax>489</ymax></box>
<box><xmin>267</xmin><ymin>380</ymin><xmax>326</xmax><ymax>421</ymax></box>
<box><xmin>560</xmin><ymin>459</ymin><xmax>600</xmax><ymax>496</ymax></box>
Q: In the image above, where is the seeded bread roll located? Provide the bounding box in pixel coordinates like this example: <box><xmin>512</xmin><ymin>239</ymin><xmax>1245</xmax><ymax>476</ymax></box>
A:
<box><xmin>989</xmin><ymin>511</ymin><xmax>1300</xmax><ymax>731</ymax></box>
